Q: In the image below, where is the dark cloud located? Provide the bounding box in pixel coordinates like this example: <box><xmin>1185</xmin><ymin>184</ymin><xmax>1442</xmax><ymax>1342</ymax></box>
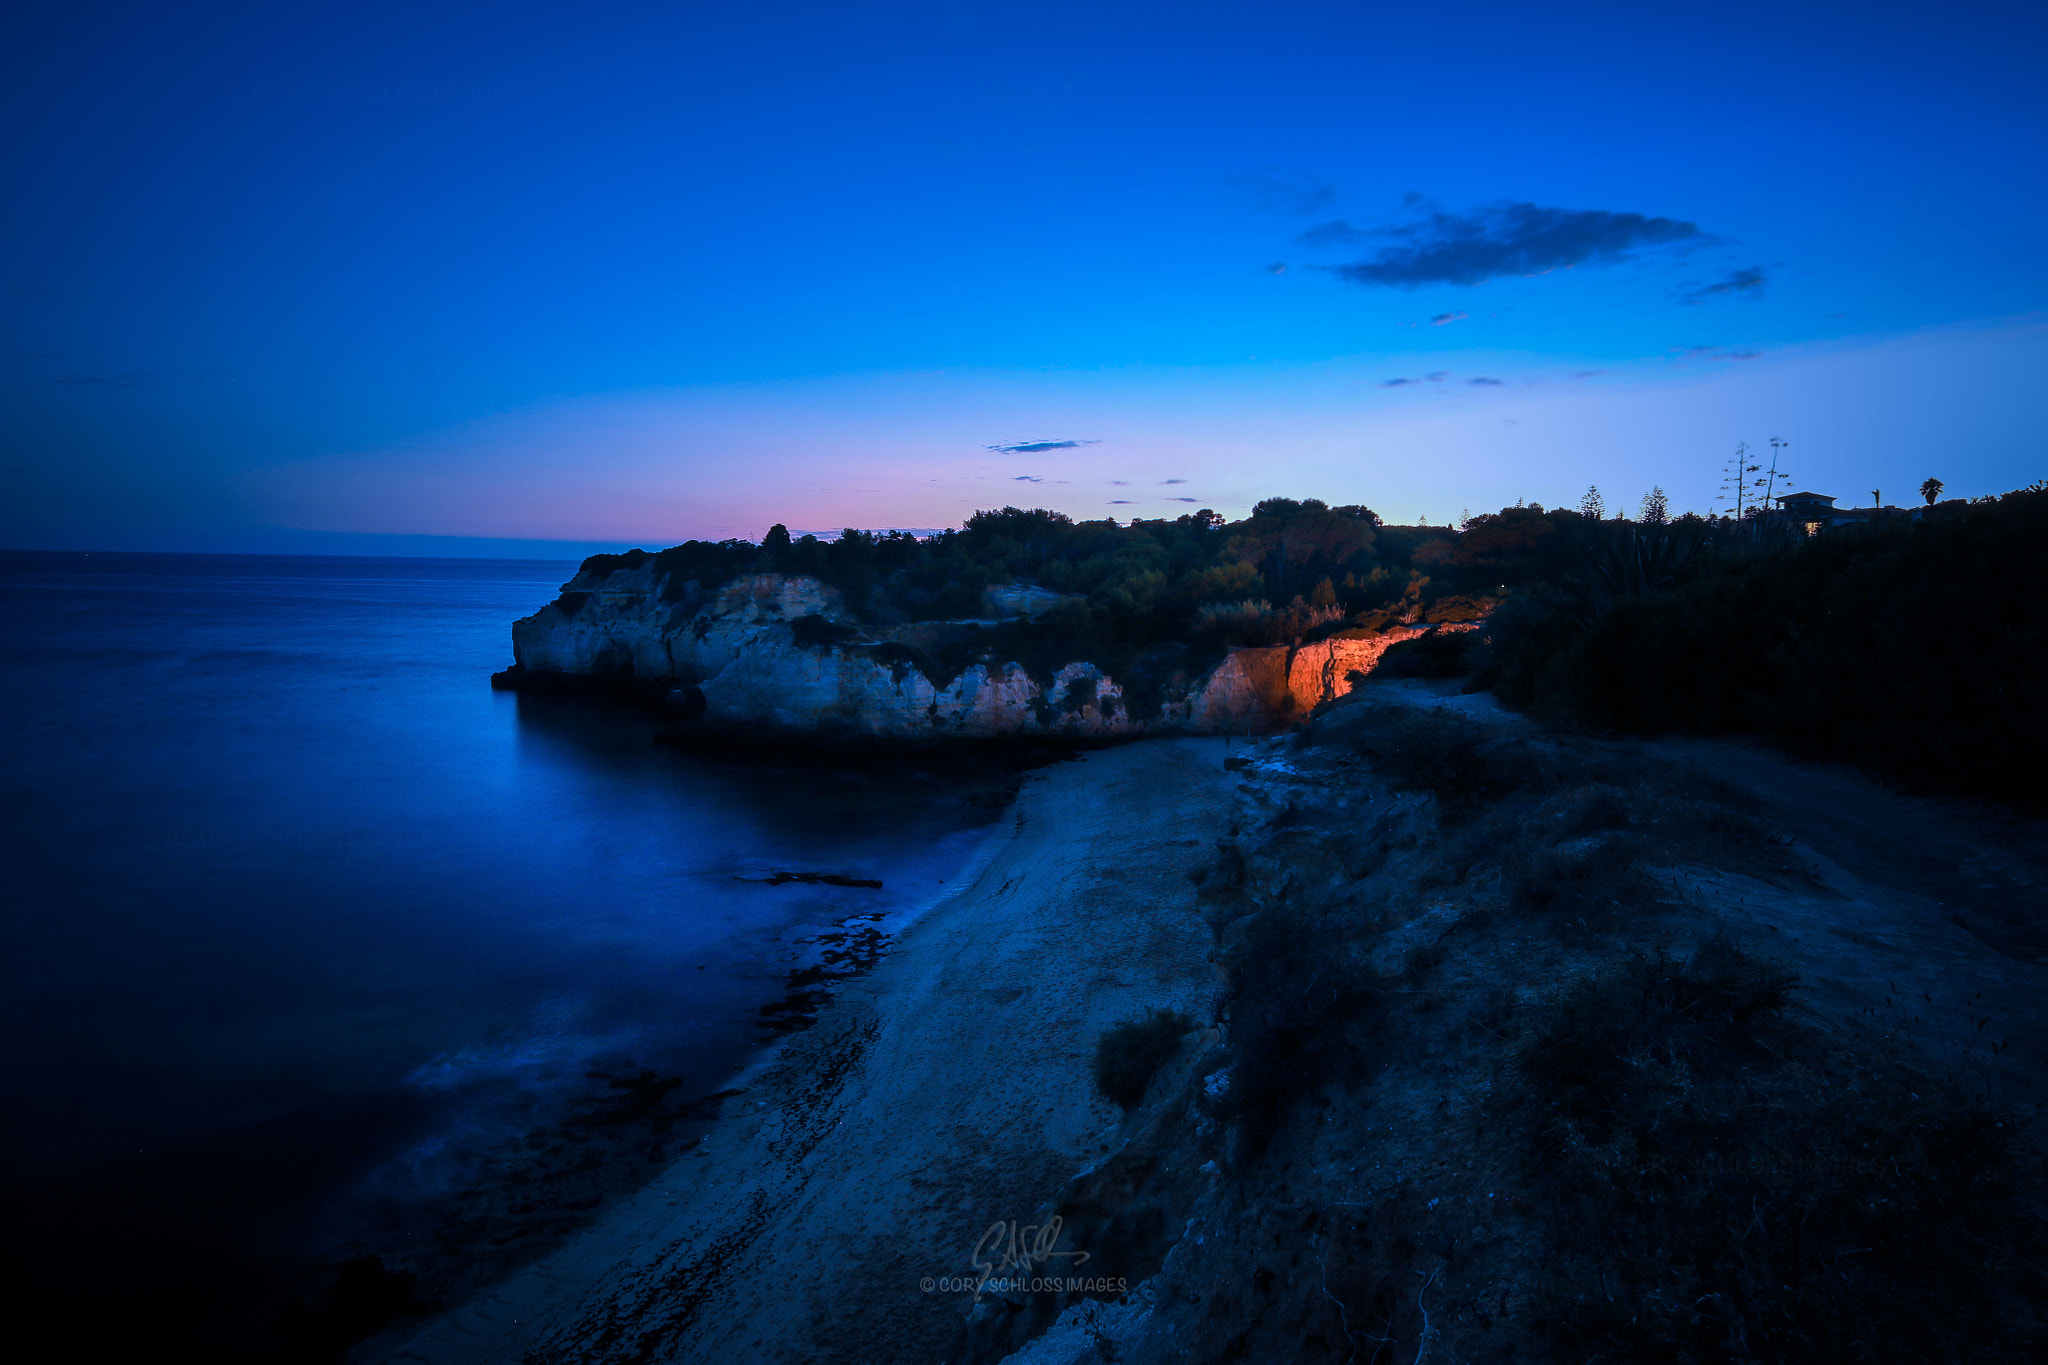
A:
<box><xmin>1230</xmin><ymin>169</ymin><xmax>1337</xmax><ymax>216</ymax></box>
<box><xmin>1680</xmin><ymin>265</ymin><xmax>1768</xmax><ymax>303</ymax></box>
<box><xmin>1160</xmin><ymin>478</ymin><xmax>1187</xmax><ymax>484</ymax></box>
<box><xmin>1310</xmin><ymin>200</ymin><xmax>1708</xmax><ymax>288</ymax></box>
<box><xmin>1430</xmin><ymin>310</ymin><xmax>1468</xmax><ymax>326</ymax></box>
<box><xmin>1169</xmin><ymin>497</ymin><xmax>1200</xmax><ymax>503</ymax></box>
<box><xmin>1012</xmin><ymin>475</ymin><xmax>1042</xmax><ymax>483</ymax></box>
<box><xmin>985</xmin><ymin>438</ymin><xmax>1101</xmax><ymax>454</ymax></box>
<box><xmin>1381</xmin><ymin>377</ymin><xmax>1413</xmax><ymax>388</ymax></box>
<box><xmin>1468</xmin><ymin>376</ymin><xmax>1504</xmax><ymax>386</ymax></box>
<box><xmin>1110</xmin><ymin>500</ymin><xmax>1134</xmax><ymax>504</ymax></box>
<box><xmin>1296</xmin><ymin>219</ymin><xmax>1366</xmax><ymax>248</ymax></box>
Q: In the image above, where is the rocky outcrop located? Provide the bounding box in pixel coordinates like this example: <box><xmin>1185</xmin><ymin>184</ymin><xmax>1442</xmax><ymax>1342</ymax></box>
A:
<box><xmin>497</xmin><ymin>563</ymin><xmax>1455</xmax><ymax>741</ymax></box>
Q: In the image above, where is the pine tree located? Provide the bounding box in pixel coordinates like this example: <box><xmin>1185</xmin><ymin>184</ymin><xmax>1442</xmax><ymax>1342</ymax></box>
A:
<box><xmin>1579</xmin><ymin>485</ymin><xmax>1606</xmax><ymax>519</ymax></box>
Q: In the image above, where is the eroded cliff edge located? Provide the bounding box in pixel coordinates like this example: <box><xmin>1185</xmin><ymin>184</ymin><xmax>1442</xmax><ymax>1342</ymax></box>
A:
<box><xmin>493</xmin><ymin>557</ymin><xmax>1455</xmax><ymax>741</ymax></box>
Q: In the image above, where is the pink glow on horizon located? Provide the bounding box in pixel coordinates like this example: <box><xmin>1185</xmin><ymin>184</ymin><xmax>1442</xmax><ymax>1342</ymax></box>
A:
<box><xmin>251</xmin><ymin>323</ymin><xmax>2048</xmax><ymax>543</ymax></box>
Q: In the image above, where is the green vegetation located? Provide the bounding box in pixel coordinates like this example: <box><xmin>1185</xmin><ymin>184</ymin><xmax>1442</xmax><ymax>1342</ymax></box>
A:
<box><xmin>574</xmin><ymin>479</ymin><xmax>2044</xmax><ymax>805</ymax></box>
<box><xmin>587</xmin><ymin>499</ymin><xmax>1468</xmax><ymax>631</ymax></box>
<box><xmin>567</xmin><ymin>499</ymin><xmax>1504</xmax><ymax>705</ymax></box>
<box><xmin>1482</xmin><ymin>484</ymin><xmax>2048</xmax><ymax>806</ymax></box>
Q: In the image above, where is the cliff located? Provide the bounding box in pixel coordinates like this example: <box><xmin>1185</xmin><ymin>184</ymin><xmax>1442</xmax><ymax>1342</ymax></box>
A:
<box><xmin>496</xmin><ymin>561</ymin><xmax>1454</xmax><ymax>740</ymax></box>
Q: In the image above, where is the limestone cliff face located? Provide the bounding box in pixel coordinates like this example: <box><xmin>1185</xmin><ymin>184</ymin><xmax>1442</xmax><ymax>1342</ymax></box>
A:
<box><xmin>503</xmin><ymin>564</ymin><xmax>1448</xmax><ymax>740</ymax></box>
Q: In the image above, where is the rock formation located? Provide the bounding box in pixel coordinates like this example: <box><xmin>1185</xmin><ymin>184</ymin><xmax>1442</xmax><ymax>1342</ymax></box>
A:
<box><xmin>496</xmin><ymin>560</ymin><xmax>1459</xmax><ymax>741</ymax></box>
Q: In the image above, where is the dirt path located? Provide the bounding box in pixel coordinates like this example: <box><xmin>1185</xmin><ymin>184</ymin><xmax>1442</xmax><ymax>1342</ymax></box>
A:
<box><xmin>371</xmin><ymin>736</ymin><xmax>1237</xmax><ymax>1365</ymax></box>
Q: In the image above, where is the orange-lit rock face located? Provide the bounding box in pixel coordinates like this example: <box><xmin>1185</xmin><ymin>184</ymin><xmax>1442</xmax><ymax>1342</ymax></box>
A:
<box><xmin>512</xmin><ymin>570</ymin><xmax>1449</xmax><ymax>740</ymax></box>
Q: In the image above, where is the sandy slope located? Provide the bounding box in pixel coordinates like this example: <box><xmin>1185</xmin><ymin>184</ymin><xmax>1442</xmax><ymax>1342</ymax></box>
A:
<box><xmin>371</xmin><ymin>736</ymin><xmax>1237</xmax><ymax>1365</ymax></box>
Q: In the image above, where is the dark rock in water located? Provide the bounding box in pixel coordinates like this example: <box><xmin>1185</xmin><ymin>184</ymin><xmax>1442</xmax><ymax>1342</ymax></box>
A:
<box><xmin>762</xmin><ymin>870</ymin><xmax>884</xmax><ymax>889</ymax></box>
<box><xmin>660</xmin><ymin>684</ymin><xmax>707</xmax><ymax>720</ymax></box>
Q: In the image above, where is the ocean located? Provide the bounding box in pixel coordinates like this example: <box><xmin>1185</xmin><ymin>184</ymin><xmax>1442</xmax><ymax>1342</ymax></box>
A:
<box><xmin>0</xmin><ymin>551</ymin><xmax>998</xmax><ymax>1357</ymax></box>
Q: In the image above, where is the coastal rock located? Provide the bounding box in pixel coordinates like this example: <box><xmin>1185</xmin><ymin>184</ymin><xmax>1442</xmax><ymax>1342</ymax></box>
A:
<box><xmin>502</xmin><ymin>565</ymin><xmax>1445</xmax><ymax>740</ymax></box>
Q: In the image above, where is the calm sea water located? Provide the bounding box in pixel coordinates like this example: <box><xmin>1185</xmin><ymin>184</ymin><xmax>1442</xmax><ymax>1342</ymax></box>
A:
<box><xmin>0</xmin><ymin>551</ymin><xmax>994</xmax><ymax>1355</ymax></box>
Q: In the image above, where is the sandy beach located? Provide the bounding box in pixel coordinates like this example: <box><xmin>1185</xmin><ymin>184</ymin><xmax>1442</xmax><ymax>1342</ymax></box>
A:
<box><xmin>372</xmin><ymin>735</ymin><xmax>1237</xmax><ymax>1365</ymax></box>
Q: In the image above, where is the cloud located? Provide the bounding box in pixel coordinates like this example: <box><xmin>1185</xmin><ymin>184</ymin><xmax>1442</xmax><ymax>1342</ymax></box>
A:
<box><xmin>1430</xmin><ymin>310</ymin><xmax>1468</xmax><ymax>326</ymax></box>
<box><xmin>1468</xmin><ymin>376</ymin><xmax>1504</xmax><ymax>386</ymax></box>
<box><xmin>1670</xmin><ymin>344</ymin><xmax>1764</xmax><ymax>363</ymax></box>
<box><xmin>1161</xmin><ymin>478</ymin><xmax>1187</xmax><ymax>484</ymax></box>
<box><xmin>1296</xmin><ymin>219</ymin><xmax>1366</xmax><ymax>248</ymax></box>
<box><xmin>1230</xmin><ymin>169</ymin><xmax>1337</xmax><ymax>216</ymax></box>
<box><xmin>985</xmin><ymin>438</ymin><xmax>1101</xmax><ymax>454</ymax></box>
<box><xmin>1109</xmin><ymin>480</ymin><xmax>1129</xmax><ymax>486</ymax></box>
<box><xmin>1680</xmin><ymin>265</ymin><xmax>1768</xmax><ymax>303</ymax></box>
<box><xmin>1013</xmin><ymin>475</ymin><xmax>1042</xmax><ymax>482</ymax></box>
<box><xmin>1268</xmin><ymin>262</ymin><xmax>1288</xmax><ymax>274</ymax></box>
<box><xmin>1169</xmin><ymin>497</ymin><xmax>1200</xmax><ymax>502</ymax></box>
<box><xmin>1381</xmin><ymin>377</ymin><xmax>1413</xmax><ymax>388</ymax></box>
<box><xmin>1110</xmin><ymin>499</ymin><xmax>1134</xmax><ymax>504</ymax></box>
<box><xmin>1309</xmin><ymin>199</ymin><xmax>1708</xmax><ymax>288</ymax></box>
<box><xmin>1427</xmin><ymin>371</ymin><xmax>1448</xmax><ymax>382</ymax></box>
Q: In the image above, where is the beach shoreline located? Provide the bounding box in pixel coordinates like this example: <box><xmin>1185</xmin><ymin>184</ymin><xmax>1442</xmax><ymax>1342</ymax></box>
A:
<box><xmin>368</xmin><ymin>734</ymin><xmax>1239</xmax><ymax>1364</ymax></box>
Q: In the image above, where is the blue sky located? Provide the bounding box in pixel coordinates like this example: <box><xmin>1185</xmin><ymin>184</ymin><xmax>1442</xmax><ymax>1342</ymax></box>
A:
<box><xmin>4</xmin><ymin>0</ymin><xmax>2045</xmax><ymax>552</ymax></box>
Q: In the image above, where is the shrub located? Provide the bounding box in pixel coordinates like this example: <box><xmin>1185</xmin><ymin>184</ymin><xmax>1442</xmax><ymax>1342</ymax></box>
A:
<box><xmin>1093</xmin><ymin>1008</ymin><xmax>1198</xmax><ymax>1110</ymax></box>
<box><xmin>1489</xmin><ymin>486</ymin><xmax>2048</xmax><ymax>806</ymax></box>
<box><xmin>1352</xmin><ymin>707</ymin><xmax>1528</xmax><ymax>816</ymax></box>
<box><xmin>1218</xmin><ymin>900</ymin><xmax>1390</xmax><ymax>1164</ymax></box>
<box><xmin>1373</xmin><ymin>628</ymin><xmax>1473</xmax><ymax>678</ymax></box>
<box><xmin>788</xmin><ymin>613</ymin><xmax>861</xmax><ymax>649</ymax></box>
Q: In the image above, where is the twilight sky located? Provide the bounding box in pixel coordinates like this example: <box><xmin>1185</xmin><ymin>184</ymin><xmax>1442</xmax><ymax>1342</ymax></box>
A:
<box><xmin>4</xmin><ymin>0</ymin><xmax>2045</xmax><ymax>554</ymax></box>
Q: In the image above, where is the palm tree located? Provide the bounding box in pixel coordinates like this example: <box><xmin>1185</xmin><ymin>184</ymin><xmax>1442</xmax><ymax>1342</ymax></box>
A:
<box><xmin>1920</xmin><ymin>477</ymin><xmax>1945</xmax><ymax>505</ymax></box>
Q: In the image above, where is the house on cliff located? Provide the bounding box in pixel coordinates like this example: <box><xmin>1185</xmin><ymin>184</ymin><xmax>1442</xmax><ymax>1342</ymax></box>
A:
<box><xmin>1774</xmin><ymin>491</ymin><xmax>1923</xmax><ymax>536</ymax></box>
